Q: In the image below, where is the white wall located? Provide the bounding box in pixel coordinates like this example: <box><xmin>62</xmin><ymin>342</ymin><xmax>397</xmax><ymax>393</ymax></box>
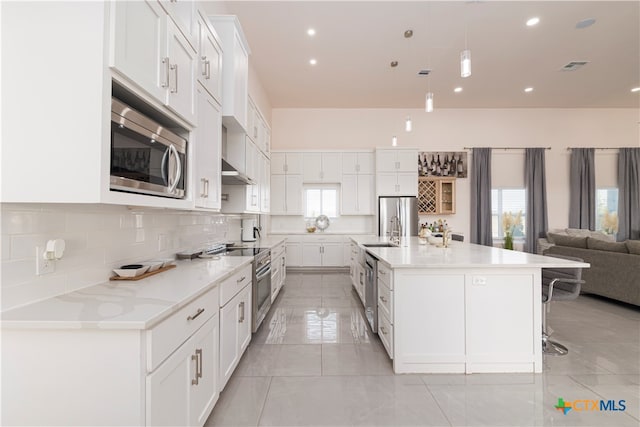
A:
<box><xmin>0</xmin><ymin>204</ymin><xmax>242</xmax><ymax>311</ymax></box>
<box><xmin>272</xmin><ymin>108</ymin><xmax>640</xmax><ymax>237</ymax></box>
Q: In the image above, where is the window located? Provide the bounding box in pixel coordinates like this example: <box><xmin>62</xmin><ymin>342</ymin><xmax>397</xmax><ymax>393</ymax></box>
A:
<box><xmin>304</xmin><ymin>185</ymin><xmax>339</xmax><ymax>218</ymax></box>
<box><xmin>491</xmin><ymin>189</ymin><xmax>526</xmax><ymax>239</ymax></box>
<box><xmin>596</xmin><ymin>188</ymin><xmax>618</xmax><ymax>235</ymax></box>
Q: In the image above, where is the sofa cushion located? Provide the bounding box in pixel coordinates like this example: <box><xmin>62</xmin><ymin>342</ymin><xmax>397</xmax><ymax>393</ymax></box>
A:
<box><xmin>548</xmin><ymin>233</ymin><xmax>587</xmax><ymax>249</ymax></box>
<box><xmin>587</xmin><ymin>237</ymin><xmax>629</xmax><ymax>253</ymax></box>
<box><xmin>627</xmin><ymin>240</ymin><xmax>640</xmax><ymax>255</ymax></box>
<box><xmin>565</xmin><ymin>228</ymin><xmax>614</xmax><ymax>241</ymax></box>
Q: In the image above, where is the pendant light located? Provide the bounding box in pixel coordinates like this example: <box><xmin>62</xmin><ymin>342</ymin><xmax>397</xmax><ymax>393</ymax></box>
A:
<box><xmin>392</xmin><ymin>136</ymin><xmax>398</xmax><ymax>146</ymax></box>
<box><xmin>425</xmin><ymin>92</ymin><xmax>434</xmax><ymax>113</ymax></box>
<box><xmin>405</xmin><ymin>117</ymin><xmax>412</xmax><ymax>132</ymax></box>
<box><xmin>460</xmin><ymin>49</ymin><xmax>471</xmax><ymax>78</ymax></box>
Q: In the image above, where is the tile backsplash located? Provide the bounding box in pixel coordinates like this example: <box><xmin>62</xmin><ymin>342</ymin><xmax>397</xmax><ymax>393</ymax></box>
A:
<box><xmin>1</xmin><ymin>203</ymin><xmax>244</xmax><ymax>311</ymax></box>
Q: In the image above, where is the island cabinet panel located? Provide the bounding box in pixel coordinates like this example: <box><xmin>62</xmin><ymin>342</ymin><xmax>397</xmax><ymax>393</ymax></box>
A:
<box><xmin>464</xmin><ymin>271</ymin><xmax>539</xmax><ymax>373</ymax></box>
<box><xmin>393</xmin><ymin>271</ymin><xmax>466</xmax><ymax>374</ymax></box>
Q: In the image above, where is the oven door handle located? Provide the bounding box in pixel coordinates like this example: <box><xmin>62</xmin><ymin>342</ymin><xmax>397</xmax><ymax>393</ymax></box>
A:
<box><xmin>256</xmin><ymin>264</ymin><xmax>271</xmax><ymax>280</ymax></box>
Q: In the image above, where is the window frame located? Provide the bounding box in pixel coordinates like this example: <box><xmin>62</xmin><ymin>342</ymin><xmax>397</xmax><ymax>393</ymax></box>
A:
<box><xmin>491</xmin><ymin>188</ymin><xmax>527</xmax><ymax>240</ymax></box>
<box><xmin>303</xmin><ymin>184</ymin><xmax>340</xmax><ymax>219</ymax></box>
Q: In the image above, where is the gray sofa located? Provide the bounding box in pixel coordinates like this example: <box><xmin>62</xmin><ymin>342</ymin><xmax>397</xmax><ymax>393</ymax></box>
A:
<box><xmin>544</xmin><ymin>235</ymin><xmax>640</xmax><ymax>306</ymax></box>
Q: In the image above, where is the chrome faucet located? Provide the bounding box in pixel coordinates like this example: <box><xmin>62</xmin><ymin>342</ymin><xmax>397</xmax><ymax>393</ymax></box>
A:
<box><xmin>442</xmin><ymin>227</ymin><xmax>451</xmax><ymax>248</ymax></box>
<box><xmin>389</xmin><ymin>216</ymin><xmax>401</xmax><ymax>245</ymax></box>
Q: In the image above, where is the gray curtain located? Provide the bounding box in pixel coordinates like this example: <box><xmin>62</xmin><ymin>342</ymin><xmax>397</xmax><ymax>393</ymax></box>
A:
<box><xmin>617</xmin><ymin>147</ymin><xmax>640</xmax><ymax>241</ymax></box>
<box><xmin>569</xmin><ymin>148</ymin><xmax>595</xmax><ymax>230</ymax></box>
<box><xmin>525</xmin><ymin>148</ymin><xmax>548</xmax><ymax>253</ymax></box>
<box><xmin>470</xmin><ymin>148</ymin><xmax>492</xmax><ymax>246</ymax></box>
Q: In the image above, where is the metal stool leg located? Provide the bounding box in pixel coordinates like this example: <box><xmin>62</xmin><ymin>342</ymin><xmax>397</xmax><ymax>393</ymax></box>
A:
<box><xmin>542</xmin><ymin>302</ymin><xmax>569</xmax><ymax>356</ymax></box>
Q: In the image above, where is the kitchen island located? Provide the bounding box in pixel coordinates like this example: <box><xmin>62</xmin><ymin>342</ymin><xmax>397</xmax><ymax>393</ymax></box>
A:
<box><xmin>350</xmin><ymin>236</ymin><xmax>589</xmax><ymax>374</ymax></box>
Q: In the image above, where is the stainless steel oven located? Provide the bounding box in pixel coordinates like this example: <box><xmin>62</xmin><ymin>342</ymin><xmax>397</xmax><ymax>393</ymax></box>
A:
<box><xmin>110</xmin><ymin>98</ymin><xmax>186</xmax><ymax>198</ymax></box>
<box><xmin>252</xmin><ymin>249</ymin><xmax>272</xmax><ymax>333</ymax></box>
<box><xmin>365</xmin><ymin>252</ymin><xmax>378</xmax><ymax>333</ymax></box>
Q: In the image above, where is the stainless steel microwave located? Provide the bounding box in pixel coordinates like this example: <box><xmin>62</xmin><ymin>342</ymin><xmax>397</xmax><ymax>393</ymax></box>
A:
<box><xmin>110</xmin><ymin>98</ymin><xmax>187</xmax><ymax>199</ymax></box>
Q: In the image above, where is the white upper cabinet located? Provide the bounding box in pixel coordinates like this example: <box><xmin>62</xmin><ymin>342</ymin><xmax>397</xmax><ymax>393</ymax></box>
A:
<box><xmin>158</xmin><ymin>0</ymin><xmax>198</xmax><ymax>47</ymax></box>
<box><xmin>111</xmin><ymin>0</ymin><xmax>167</xmax><ymax>103</ymax></box>
<box><xmin>271</xmin><ymin>152</ymin><xmax>302</xmax><ymax>175</ymax></box>
<box><xmin>196</xmin><ymin>11</ymin><xmax>222</xmax><ymax>104</ymax></box>
<box><xmin>342</xmin><ymin>174</ymin><xmax>374</xmax><ymax>215</ymax></box>
<box><xmin>302</xmin><ymin>152</ymin><xmax>342</xmax><ymax>182</ymax></box>
<box><xmin>194</xmin><ymin>85</ymin><xmax>222</xmax><ymax>210</ymax></box>
<box><xmin>111</xmin><ymin>1</ymin><xmax>196</xmax><ymax>125</ymax></box>
<box><xmin>209</xmin><ymin>16</ymin><xmax>250</xmax><ymax>133</ymax></box>
<box><xmin>376</xmin><ymin>148</ymin><xmax>418</xmax><ymax>173</ymax></box>
<box><xmin>260</xmin><ymin>154</ymin><xmax>271</xmax><ymax>213</ymax></box>
<box><xmin>342</xmin><ymin>152</ymin><xmax>374</xmax><ymax>175</ymax></box>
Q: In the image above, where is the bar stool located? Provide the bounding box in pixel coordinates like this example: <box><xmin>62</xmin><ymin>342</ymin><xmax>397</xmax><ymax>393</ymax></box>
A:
<box><xmin>541</xmin><ymin>253</ymin><xmax>585</xmax><ymax>356</ymax></box>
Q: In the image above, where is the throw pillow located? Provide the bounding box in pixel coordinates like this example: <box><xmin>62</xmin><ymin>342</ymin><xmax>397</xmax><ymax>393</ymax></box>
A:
<box><xmin>548</xmin><ymin>233</ymin><xmax>588</xmax><ymax>249</ymax></box>
<box><xmin>626</xmin><ymin>240</ymin><xmax>640</xmax><ymax>255</ymax></box>
<box><xmin>588</xmin><ymin>231</ymin><xmax>615</xmax><ymax>242</ymax></box>
<box><xmin>587</xmin><ymin>237</ymin><xmax>629</xmax><ymax>253</ymax></box>
<box><xmin>565</xmin><ymin>228</ymin><xmax>592</xmax><ymax>238</ymax></box>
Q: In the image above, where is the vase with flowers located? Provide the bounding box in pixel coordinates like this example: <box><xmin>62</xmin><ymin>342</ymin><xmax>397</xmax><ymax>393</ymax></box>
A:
<box><xmin>502</xmin><ymin>211</ymin><xmax>523</xmax><ymax>250</ymax></box>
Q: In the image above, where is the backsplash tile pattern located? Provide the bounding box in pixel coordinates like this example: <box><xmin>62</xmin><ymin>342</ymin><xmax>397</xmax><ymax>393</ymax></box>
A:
<box><xmin>1</xmin><ymin>204</ymin><xmax>242</xmax><ymax>311</ymax></box>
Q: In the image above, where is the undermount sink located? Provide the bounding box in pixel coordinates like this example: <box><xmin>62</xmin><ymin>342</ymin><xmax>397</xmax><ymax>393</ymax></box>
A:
<box><xmin>363</xmin><ymin>243</ymin><xmax>397</xmax><ymax>248</ymax></box>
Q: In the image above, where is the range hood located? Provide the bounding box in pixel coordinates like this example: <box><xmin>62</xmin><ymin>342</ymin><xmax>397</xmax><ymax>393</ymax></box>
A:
<box><xmin>221</xmin><ymin>159</ymin><xmax>255</xmax><ymax>185</ymax></box>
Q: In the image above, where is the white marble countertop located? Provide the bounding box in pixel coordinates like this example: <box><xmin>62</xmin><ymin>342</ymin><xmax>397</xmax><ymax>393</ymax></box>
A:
<box><xmin>350</xmin><ymin>236</ymin><xmax>591</xmax><ymax>269</ymax></box>
<box><xmin>1</xmin><ymin>256</ymin><xmax>255</xmax><ymax>330</ymax></box>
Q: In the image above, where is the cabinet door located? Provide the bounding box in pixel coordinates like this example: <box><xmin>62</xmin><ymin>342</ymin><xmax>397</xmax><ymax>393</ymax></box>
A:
<box><xmin>247</xmin><ymin>98</ymin><xmax>258</xmax><ymax>142</ymax></box>
<box><xmin>159</xmin><ymin>0</ymin><xmax>197</xmax><ymax>44</ymax></box>
<box><xmin>245</xmin><ymin>184</ymin><xmax>259</xmax><ymax>212</ymax></box>
<box><xmin>245</xmin><ymin>139</ymin><xmax>259</xmax><ymax>182</ymax></box>
<box><xmin>197</xmin><ymin>14</ymin><xmax>222</xmax><ymax>104</ymax></box>
<box><xmin>397</xmin><ymin>150</ymin><xmax>418</xmax><ymax>172</ymax></box>
<box><xmin>375</xmin><ymin>150</ymin><xmax>397</xmax><ymax>172</ymax></box>
<box><xmin>321</xmin><ymin>153</ymin><xmax>342</xmax><ymax>182</ymax></box>
<box><xmin>322</xmin><ymin>243</ymin><xmax>344</xmax><ymax>267</ymax></box>
<box><xmin>271</xmin><ymin>153</ymin><xmax>286</xmax><ymax>174</ymax></box>
<box><xmin>190</xmin><ymin>315</ymin><xmax>219</xmax><ymax>427</ymax></box>
<box><xmin>342</xmin><ymin>153</ymin><xmax>358</xmax><ymax>174</ymax></box>
<box><xmin>194</xmin><ymin>86</ymin><xmax>221</xmax><ymax>210</ymax></box>
<box><xmin>358</xmin><ymin>153</ymin><xmax>375</xmax><ymax>174</ymax></box>
<box><xmin>285</xmin><ymin>153</ymin><xmax>303</xmax><ymax>175</ymax></box>
<box><xmin>260</xmin><ymin>157</ymin><xmax>270</xmax><ymax>213</ymax></box>
<box><xmin>357</xmin><ymin>175</ymin><xmax>375</xmax><ymax>214</ymax></box>
<box><xmin>237</xmin><ymin>285</ymin><xmax>252</xmax><ymax>354</ymax></box>
<box><xmin>166</xmin><ymin>18</ymin><xmax>197</xmax><ymax>124</ymax></box>
<box><xmin>302</xmin><ymin>243</ymin><xmax>323</xmax><ymax>267</ymax></box>
<box><xmin>286</xmin><ymin>242</ymin><xmax>303</xmax><ymax>267</ymax></box>
<box><xmin>376</xmin><ymin>172</ymin><xmax>399</xmax><ymax>196</ymax></box>
<box><xmin>232</xmin><ymin>30</ymin><xmax>248</xmax><ymax>130</ymax></box>
<box><xmin>270</xmin><ymin>175</ymin><xmax>286</xmax><ymax>214</ymax></box>
<box><xmin>219</xmin><ymin>296</ymin><xmax>241</xmax><ymax>389</ymax></box>
<box><xmin>341</xmin><ymin>174</ymin><xmax>358</xmax><ymax>215</ymax></box>
<box><xmin>396</xmin><ymin>172</ymin><xmax>418</xmax><ymax>197</ymax></box>
<box><xmin>302</xmin><ymin>153</ymin><xmax>322</xmax><ymax>182</ymax></box>
<box><xmin>146</xmin><ymin>332</ymin><xmax>192</xmax><ymax>427</ymax></box>
<box><xmin>285</xmin><ymin>175</ymin><xmax>303</xmax><ymax>215</ymax></box>
<box><xmin>111</xmin><ymin>0</ymin><xmax>166</xmax><ymax>102</ymax></box>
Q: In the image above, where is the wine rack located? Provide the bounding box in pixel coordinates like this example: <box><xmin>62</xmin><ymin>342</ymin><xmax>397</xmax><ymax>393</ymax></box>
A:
<box><xmin>418</xmin><ymin>177</ymin><xmax>456</xmax><ymax>215</ymax></box>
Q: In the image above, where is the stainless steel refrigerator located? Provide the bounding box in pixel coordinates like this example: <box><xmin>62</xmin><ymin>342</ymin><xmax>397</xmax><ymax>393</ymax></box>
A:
<box><xmin>378</xmin><ymin>196</ymin><xmax>419</xmax><ymax>238</ymax></box>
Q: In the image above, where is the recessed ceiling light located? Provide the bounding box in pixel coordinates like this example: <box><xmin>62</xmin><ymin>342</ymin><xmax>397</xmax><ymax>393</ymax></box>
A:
<box><xmin>309</xmin><ymin>58</ymin><xmax>317</xmax><ymax>66</ymax></box>
<box><xmin>526</xmin><ymin>17</ymin><xmax>540</xmax><ymax>27</ymax></box>
<box><xmin>454</xmin><ymin>87</ymin><xmax>463</xmax><ymax>93</ymax></box>
<box><xmin>307</xmin><ymin>28</ymin><xmax>316</xmax><ymax>36</ymax></box>
<box><xmin>524</xmin><ymin>87</ymin><xmax>534</xmax><ymax>93</ymax></box>
<box><xmin>631</xmin><ymin>87</ymin><xmax>640</xmax><ymax>93</ymax></box>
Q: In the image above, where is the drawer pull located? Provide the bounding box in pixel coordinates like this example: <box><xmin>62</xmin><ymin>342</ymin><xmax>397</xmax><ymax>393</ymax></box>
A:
<box><xmin>196</xmin><ymin>348</ymin><xmax>203</xmax><ymax>379</ymax></box>
<box><xmin>379</xmin><ymin>270</ymin><xmax>387</xmax><ymax>275</ymax></box>
<box><xmin>380</xmin><ymin>296</ymin><xmax>387</xmax><ymax>303</ymax></box>
<box><xmin>380</xmin><ymin>326</ymin><xmax>388</xmax><ymax>335</ymax></box>
<box><xmin>187</xmin><ymin>308</ymin><xmax>205</xmax><ymax>321</ymax></box>
<box><xmin>237</xmin><ymin>276</ymin><xmax>246</xmax><ymax>284</ymax></box>
<box><xmin>239</xmin><ymin>301</ymin><xmax>245</xmax><ymax>323</ymax></box>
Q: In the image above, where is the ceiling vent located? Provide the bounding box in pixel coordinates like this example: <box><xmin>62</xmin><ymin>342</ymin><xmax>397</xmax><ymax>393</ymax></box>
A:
<box><xmin>418</xmin><ymin>69</ymin><xmax>431</xmax><ymax>76</ymax></box>
<box><xmin>561</xmin><ymin>61</ymin><xmax>589</xmax><ymax>71</ymax></box>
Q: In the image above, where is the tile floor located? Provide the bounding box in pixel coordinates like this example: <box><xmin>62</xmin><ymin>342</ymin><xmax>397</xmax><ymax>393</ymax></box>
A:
<box><xmin>206</xmin><ymin>272</ymin><xmax>640</xmax><ymax>426</ymax></box>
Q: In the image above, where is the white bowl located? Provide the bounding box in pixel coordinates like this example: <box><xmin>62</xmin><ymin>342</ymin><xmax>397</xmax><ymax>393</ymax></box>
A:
<box><xmin>113</xmin><ymin>265</ymin><xmax>149</xmax><ymax>278</ymax></box>
<box><xmin>141</xmin><ymin>261</ymin><xmax>163</xmax><ymax>272</ymax></box>
<box><xmin>150</xmin><ymin>258</ymin><xmax>175</xmax><ymax>268</ymax></box>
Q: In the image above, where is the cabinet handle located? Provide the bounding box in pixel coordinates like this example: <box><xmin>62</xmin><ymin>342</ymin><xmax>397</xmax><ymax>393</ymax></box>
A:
<box><xmin>380</xmin><ymin>326</ymin><xmax>388</xmax><ymax>335</ymax></box>
<box><xmin>284</xmin><ymin>164</ymin><xmax>288</xmax><ymax>173</ymax></box>
<box><xmin>237</xmin><ymin>276</ymin><xmax>246</xmax><ymax>284</ymax></box>
<box><xmin>187</xmin><ymin>308</ymin><xmax>205</xmax><ymax>321</ymax></box>
<box><xmin>161</xmin><ymin>57</ymin><xmax>170</xmax><ymax>88</ymax></box>
<box><xmin>200</xmin><ymin>178</ymin><xmax>206</xmax><ymax>197</ymax></box>
<box><xmin>196</xmin><ymin>348</ymin><xmax>203</xmax><ymax>379</ymax></box>
<box><xmin>380</xmin><ymin>295</ymin><xmax>387</xmax><ymax>303</ymax></box>
<box><xmin>201</xmin><ymin>55</ymin><xmax>208</xmax><ymax>77</ymax></box>
<box><xmin>191</xmin><ymin>352</ymin><xmax>199</xmax><ymax>385</ymax></box>
<box><xmin>239</xmin><ymin>301</ymin><xmax>245</xmax><ymax>323</ymax></box>
<box><xmin>206</xmin><ymin>60</ymin><xmax>211</xmax><ymax>80</ymax></box>
<box><xmin>170</xmin><ymin>64</ymin><xmax>178</xmax><ymax>93</ymax></box>
<box><xmin>356</xmin><ymin>164</ymin><xmax>360</xmax><ymax>172</ymax></box>
<box><xmin>205</xmin><ymin>179</ymin><xmax>210</xmax><ymax>198</ymax></box>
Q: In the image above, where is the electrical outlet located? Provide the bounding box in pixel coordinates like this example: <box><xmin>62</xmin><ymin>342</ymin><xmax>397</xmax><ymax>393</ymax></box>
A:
<box><xmin>35</xmin><ymin>247</ymin><xmax>55</xmax><ymax>275</ymax></box>
<box><xmin>472</xmin><ymin>276</ymin><xmax>487</xmax><ymax>286</ymax></box>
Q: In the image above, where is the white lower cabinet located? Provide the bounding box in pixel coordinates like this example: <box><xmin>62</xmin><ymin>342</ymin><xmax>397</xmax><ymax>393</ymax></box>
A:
<box><xmin>285</xmin><ymin>241</ymin><xmax>303</xmax><ymax>267</ymax></box>
<box><xmin>146</xmin><ymin>314</ymin><xmax>219</xmax><ymax>427</ymax></box>
<box><xmin>270</xmin><ymin>241</ymin><xmax>286</xmax><ymax>301</ymax></box>
<box><xmin>302</xmin><ymin>242</ymin><xmax>344</xmax><ymax>267</ymax></box>
<box><xmin>219</xmin><ymin>283</ymin><xmax>251</xmax><ymax>390</ymax></box>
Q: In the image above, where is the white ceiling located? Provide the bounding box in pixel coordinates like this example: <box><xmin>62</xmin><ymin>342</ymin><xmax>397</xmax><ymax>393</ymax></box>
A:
<box><xmin>210</xmin><ymin>1</ymin><xmax>640</xmax><ymax>109</ymax></box>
